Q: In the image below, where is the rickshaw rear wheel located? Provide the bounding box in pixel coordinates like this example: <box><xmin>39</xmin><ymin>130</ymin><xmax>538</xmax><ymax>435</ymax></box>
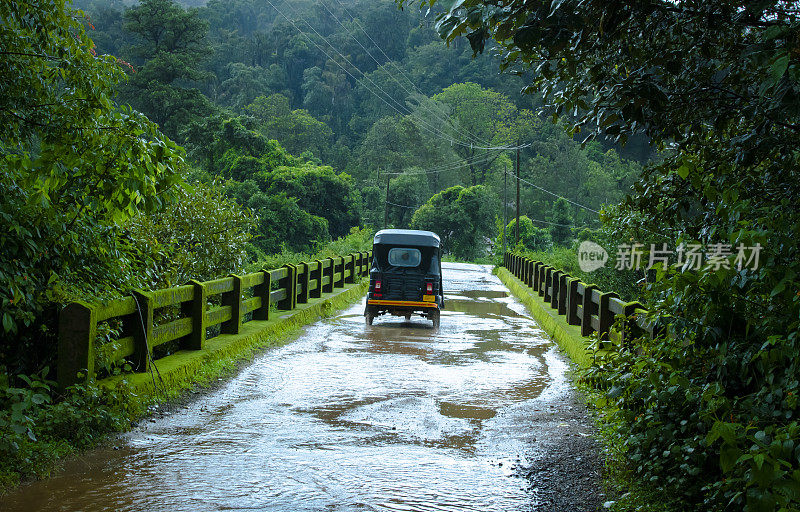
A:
<box><xmin>430</xmin><ymin>309</ymin><xmax>440</xmax><ymax>329</ymax></box>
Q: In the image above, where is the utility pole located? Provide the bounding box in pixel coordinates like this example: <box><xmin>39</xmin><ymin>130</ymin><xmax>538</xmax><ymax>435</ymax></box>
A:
<box><xmin>515</xmin><ymin>146</ymin><xmax>520</xmax><ymax>247</ymax></box>
<box><xmin>384</xmin><ymin>173</ymin><xmax>390</xmax><ymax>229</ymax></box>
<box><xmin>503</xmin><ymin>162</ymin><xmax>507</xmax><ymax>255</ymax></box>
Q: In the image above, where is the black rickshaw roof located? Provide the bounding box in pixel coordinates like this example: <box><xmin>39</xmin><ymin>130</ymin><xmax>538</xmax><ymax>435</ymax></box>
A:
<box><xmin>373</xmin><ymin>229</ymin><xmax>441</xmax><ymax>248</ymax></box>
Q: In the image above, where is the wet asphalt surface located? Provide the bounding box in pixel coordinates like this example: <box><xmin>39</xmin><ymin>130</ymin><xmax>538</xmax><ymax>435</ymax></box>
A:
<box><xmin>0</xmin><ymin>263</ymin><xmax>601</xmax><ymax>512</ymax></box>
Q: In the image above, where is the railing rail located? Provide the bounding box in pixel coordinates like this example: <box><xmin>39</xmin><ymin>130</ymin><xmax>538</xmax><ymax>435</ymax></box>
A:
<box><xmin>503</xmin><ymin>252</ymin><xmax>662</xmax><ymax>349</ymax></box>
<box><xmin>57</xmin><ymin>251</ymin><xmax>372</xmax><ymax>388</ymax></box>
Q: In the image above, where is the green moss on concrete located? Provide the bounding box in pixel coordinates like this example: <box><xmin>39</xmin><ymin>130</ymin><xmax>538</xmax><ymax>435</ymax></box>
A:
<box><xmin>495</xmin><ymin>267</ymin><xmax>593</xmax><ymax>368</ymax></box>
<box><xmin>100</xmin><ymin>280</ymin><xmax>368</xmax><ymax>404</ymax></box>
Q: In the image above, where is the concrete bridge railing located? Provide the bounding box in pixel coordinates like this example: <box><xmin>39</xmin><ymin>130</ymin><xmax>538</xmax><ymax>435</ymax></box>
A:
<box><xmin>503</xmin><ymin>252</ymin><xmax>664</xmax><ymax>349</ymax></box>
<box><xmin>57</xmin><ymin>251</ymin><xmax>371</xmax><ymax>389</ymax></box>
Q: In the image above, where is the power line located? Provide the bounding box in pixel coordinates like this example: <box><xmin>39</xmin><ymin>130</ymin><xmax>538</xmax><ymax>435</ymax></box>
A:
<box><xmin>322</xmin><ymin>0</ymin><xmax>493</xmax><ymax>148</ymax></box>
<box><xmin>508</xmin><ymin>170</ymin><xmax>600</xmax><ymax>214</ymax></box>
<box><xmin>267</xmin><ymin>0</ymin><xmax>531</xmax><ymax>151</ymax></box>
<box><xmin>386</xmin><ymin>200</ymin><xmax>422</xmax><ymax>210</ymax></box>
<box><xmin>382</xmin><ymin>151</ymin><xmax>503</xmax><ymax>175</ymax></box>
<box><xmin>266</xmin><ymin>0</ymin><xmax>470</xmax><ymax>147</ymax></box>
<box><xmin>266</xmin><ymin>0</ymin><xmax>487</xmax><ymax>149</ymax></box>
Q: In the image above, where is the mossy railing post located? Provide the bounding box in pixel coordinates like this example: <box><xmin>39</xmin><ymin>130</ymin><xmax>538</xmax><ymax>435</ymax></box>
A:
<box><xmin>57</xmin><ymin>301</ymin><xmax>96</xmax><ymax>389</ymax></box>
<box><xmin>253</xmin><ymin>270</ymin><xmax>271</xmax><ymax>321</ymax></box>
<box><xmin>131</xmin><ymin>290</ymin><xmax>153</xmax><ymax>372</ymax></box>
<box><xmin>311</xmin><ymin>260</ymin><xmax>323</xmax><ymax>299</ymax></box>
<box><xmin>566</xmin><ymin>278</ymin><xmax>580</xmax><ymax>325</ymax></box>
<box><xmin>323</xmin><ymin>257</ymin><xmax>334</xmax><ymax>293</ymax></box>
<box><xmin>543</xmin><ymin>267</ymin><xmax>553</xmax><ymax>302</ymax></box>
<box><xmin>182</xmin><ymin>280</ymin><xmax>206</xmax><ymax>350</ymax></box>
<box><xmin>580</xmin><ymin>284</ymin><xmax>597</xmax><ymax>337</ymax></box>
<box><xmin>345</xmin><ymin>254</ymin><xmax>356</xmax><ymax>284</ymax></box>
<box><xmin>529</xmin><ymin>260</ymin><xmax>536</xmax><ymax>287</ymax></box>
<box><xmin>557</xmin><ymin>274</ymin><xmax>569</xmax><ymax>315</ymax></box>
<box><xmin>621</xmin><ymin>301</ymin><xmax>644</xmax><ymax>348</ymax></box>
<box><xmin>221</xmin><ymin>275</ymin><xmax>243</xmax><ymax>335</ymax></box>
<box><xmin>550</xmin><ymin>270</ymin><xmax>563</xmax><ymax>309</ymax></box>
<box><xmin>526</xmin><ymin>260</ymin><xmax>534</xmax><ymax>287</ymax></box>
<box><xmin>278</xmin><ymin>264</ymin><xmax>297</xmax><ymax>310</ymax></box>
<box><xmin>597</xmin><ymin>292</ymin><xmax>620</xmax><ymax>341</ymax></box>
<box><xmin>538</xmin><ymin>266</ymin><xmax>547</xmax><ymax>296</ymax></box>
<box><xmin>335</xmin><ymin>257</ymin><xmax>344</xmax><ymax>288</ymax></box>
<box><xmin>533</xmin><ymin>261</ymin><xmax>541</xmax><ymax>290</ymax></box>
<box><xmin>298</xmin><ymin>262</ymin><xmax>310</xmax><ymax>304</ymax></box>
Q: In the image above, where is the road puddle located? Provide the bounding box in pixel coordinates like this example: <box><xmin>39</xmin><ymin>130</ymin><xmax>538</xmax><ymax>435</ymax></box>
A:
<box><xmin>1</xmin><ymin>263</ymin><xmax>566</xmax><ymax>512</ymax></box>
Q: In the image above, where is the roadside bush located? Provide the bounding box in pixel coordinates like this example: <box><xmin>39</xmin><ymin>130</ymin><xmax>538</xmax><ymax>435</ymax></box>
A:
<box><xmin>123</xmin><ymin>180</ymin><xmax>255</xmax><ymax>289</ymax></box>
<box><xmin>0</xmin><ymin>370</ymin><xmax>140</xmax><ymax>489</ymax></box>
<box><xmin>245</xmin><ymin>226</ymin><xmax>374</xmax><ymax>273</ymax></box>
<box><xmin>498</xmin><ymin>216</ymin><xmax>552</xmax><ymax>252</ymax></box>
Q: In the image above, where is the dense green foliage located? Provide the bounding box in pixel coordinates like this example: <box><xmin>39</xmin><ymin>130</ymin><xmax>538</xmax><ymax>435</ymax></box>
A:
<box><xmin>414</xmin><ymin>0</ymin><xmax>800</xmax><ymax>509</ymax></box>
<box><xmin>0</xmin><ymin>0</ymin><xmax>183</xmax><ymax>371</ymax></box>
<box><xmin>74</xmin><ymin>0</ymin><xmax>646</xmax><ymax>258</ymax></box>
<box><xmin>500</xmin><ymin>216</ymin><xmax>552</xmax><ymax>253</ymax></box>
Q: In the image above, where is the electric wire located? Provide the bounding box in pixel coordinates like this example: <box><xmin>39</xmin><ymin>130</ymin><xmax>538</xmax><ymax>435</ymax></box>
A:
<box><xmin>266</xmin><ymin>0</ymin><xmax>482</xmax><ymax>148</ymax></box>
<box><xmin>508</xmin><ymin>170</ymin><xmax>601</xmax><ymax>214</ymax></box>
<box><xmin>321</xmin><ymin>0</ymin><xmax>493</xmax><ymax>148</ymax></box>
<box><xmin>386</xmin><ymin>200</ymin><xmax>422</xmax><ymax>210</ymax></box>
<box><xmin>267</xmin><ymin>0</ymin><xmax>530</xmax><ymax>151</ymax></box>
<box><xmin>382</xmin><ymin>151</ymin><xmax>503</xmax><ymax>175</ymax></box>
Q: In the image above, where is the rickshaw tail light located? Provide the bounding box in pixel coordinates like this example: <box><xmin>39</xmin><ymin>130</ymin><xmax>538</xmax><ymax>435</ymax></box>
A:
<box><xmin>374</xmin><ymin>280</ymin><xmax>382</xmax><ymax>291</ymax></box>
<box><xmin>426</xmin><ymin>282</ymin><xmax>433</xmax><ymax>294</ymax></box>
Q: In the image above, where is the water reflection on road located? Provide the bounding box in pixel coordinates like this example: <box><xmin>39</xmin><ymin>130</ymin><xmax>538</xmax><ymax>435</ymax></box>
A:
<box><xmin>1</xmin><ymin>263</ymin><xmax>570</xmax><ymax>512</ymax></box>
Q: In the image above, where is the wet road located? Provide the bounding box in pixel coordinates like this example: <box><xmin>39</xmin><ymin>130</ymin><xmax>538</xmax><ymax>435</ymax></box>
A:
<box><xmin>1</xmin><ymin>263</ymin><xmax>578</xmax><ymax>512</ymax></box>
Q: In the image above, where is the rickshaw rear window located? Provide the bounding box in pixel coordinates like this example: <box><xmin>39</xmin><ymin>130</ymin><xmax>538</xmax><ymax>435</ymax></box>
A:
<box><xmin>388</xmin><ymin>248</ymin><xmax>422</xmax><ymax>267</ymax></box>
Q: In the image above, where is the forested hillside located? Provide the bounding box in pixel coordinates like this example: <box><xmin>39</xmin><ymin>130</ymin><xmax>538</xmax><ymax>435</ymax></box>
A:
<box><xmin>76</xmin><ymin>0</ymin><xmax>647</xmax><ymax>251</ymax></box>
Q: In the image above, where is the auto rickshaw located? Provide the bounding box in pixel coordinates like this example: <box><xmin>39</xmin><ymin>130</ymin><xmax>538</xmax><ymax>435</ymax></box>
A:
<box><xmin>364</xmin><ymin>229</ymin><xmax>444</xmax><ymax>328</ymax></box>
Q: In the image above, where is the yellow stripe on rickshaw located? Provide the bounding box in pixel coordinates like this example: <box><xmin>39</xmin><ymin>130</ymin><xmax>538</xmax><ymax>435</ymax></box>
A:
<box><xmin>367</xmin><ymin>300</ymin><xmax>438</xmax><ymax>308</ymax></box>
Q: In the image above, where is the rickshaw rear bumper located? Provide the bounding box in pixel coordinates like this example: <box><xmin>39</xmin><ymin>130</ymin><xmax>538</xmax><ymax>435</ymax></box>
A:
<box><xmin>366</xmin><ymin>299</ymin><xmax>439</xmax><ymax>309</ymax></box>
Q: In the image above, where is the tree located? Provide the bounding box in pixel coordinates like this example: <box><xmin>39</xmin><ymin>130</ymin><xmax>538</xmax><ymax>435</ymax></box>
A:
<box><xmin>259</xmin><ymin>164</ymin><xmax>360</xmax><ymax>239</ymax></box>
<box><xmin>431</xmin><ymin>83</ymin><xmax>518</xmax><ymax>185</ymax></box>
<box><xmin>406</xmin><ymin>0</ymin><xmax>800</xmax><ymax>509</ymax></box>
<box><xmin>246</xmin><ymin>193</ymin><xmax>329</xmax><ymax>254</ymax></box>
<box><xmin>387</xmin><ymin>173</ymin><xmax>429</xmax><ymax>228</ymax></box>
<box><xmin>503</xmin><ymin>217</ymin><xmax>552</xmax><ymax>252</ymax></box>
<box><xmin>549</xmin><ymin>198</ymin><xmax>573</xmax><ymax>246</ymax></box>
<box><xmin>0</xmin><ymin>0</ymin><xmax>182</xmax><ymax>371</ymax></box>
<box><xmin>245</xmin><ymin>94</ymin><xmax>333</xmax><ymax>159</ymax></box>
<box><xmin>121</xmin><ymin>0</ymin><xmax>214</xmax><ymax>137</ymax></box>
<box><xmin>123</xmin><ymin>181</ymin><xmax>254</xmax><ymax>289</ymax></box>
<box><xmin>410</xmin><ymin>185</ymin><xmax>497</xmax><ymax>260</ymax></box>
